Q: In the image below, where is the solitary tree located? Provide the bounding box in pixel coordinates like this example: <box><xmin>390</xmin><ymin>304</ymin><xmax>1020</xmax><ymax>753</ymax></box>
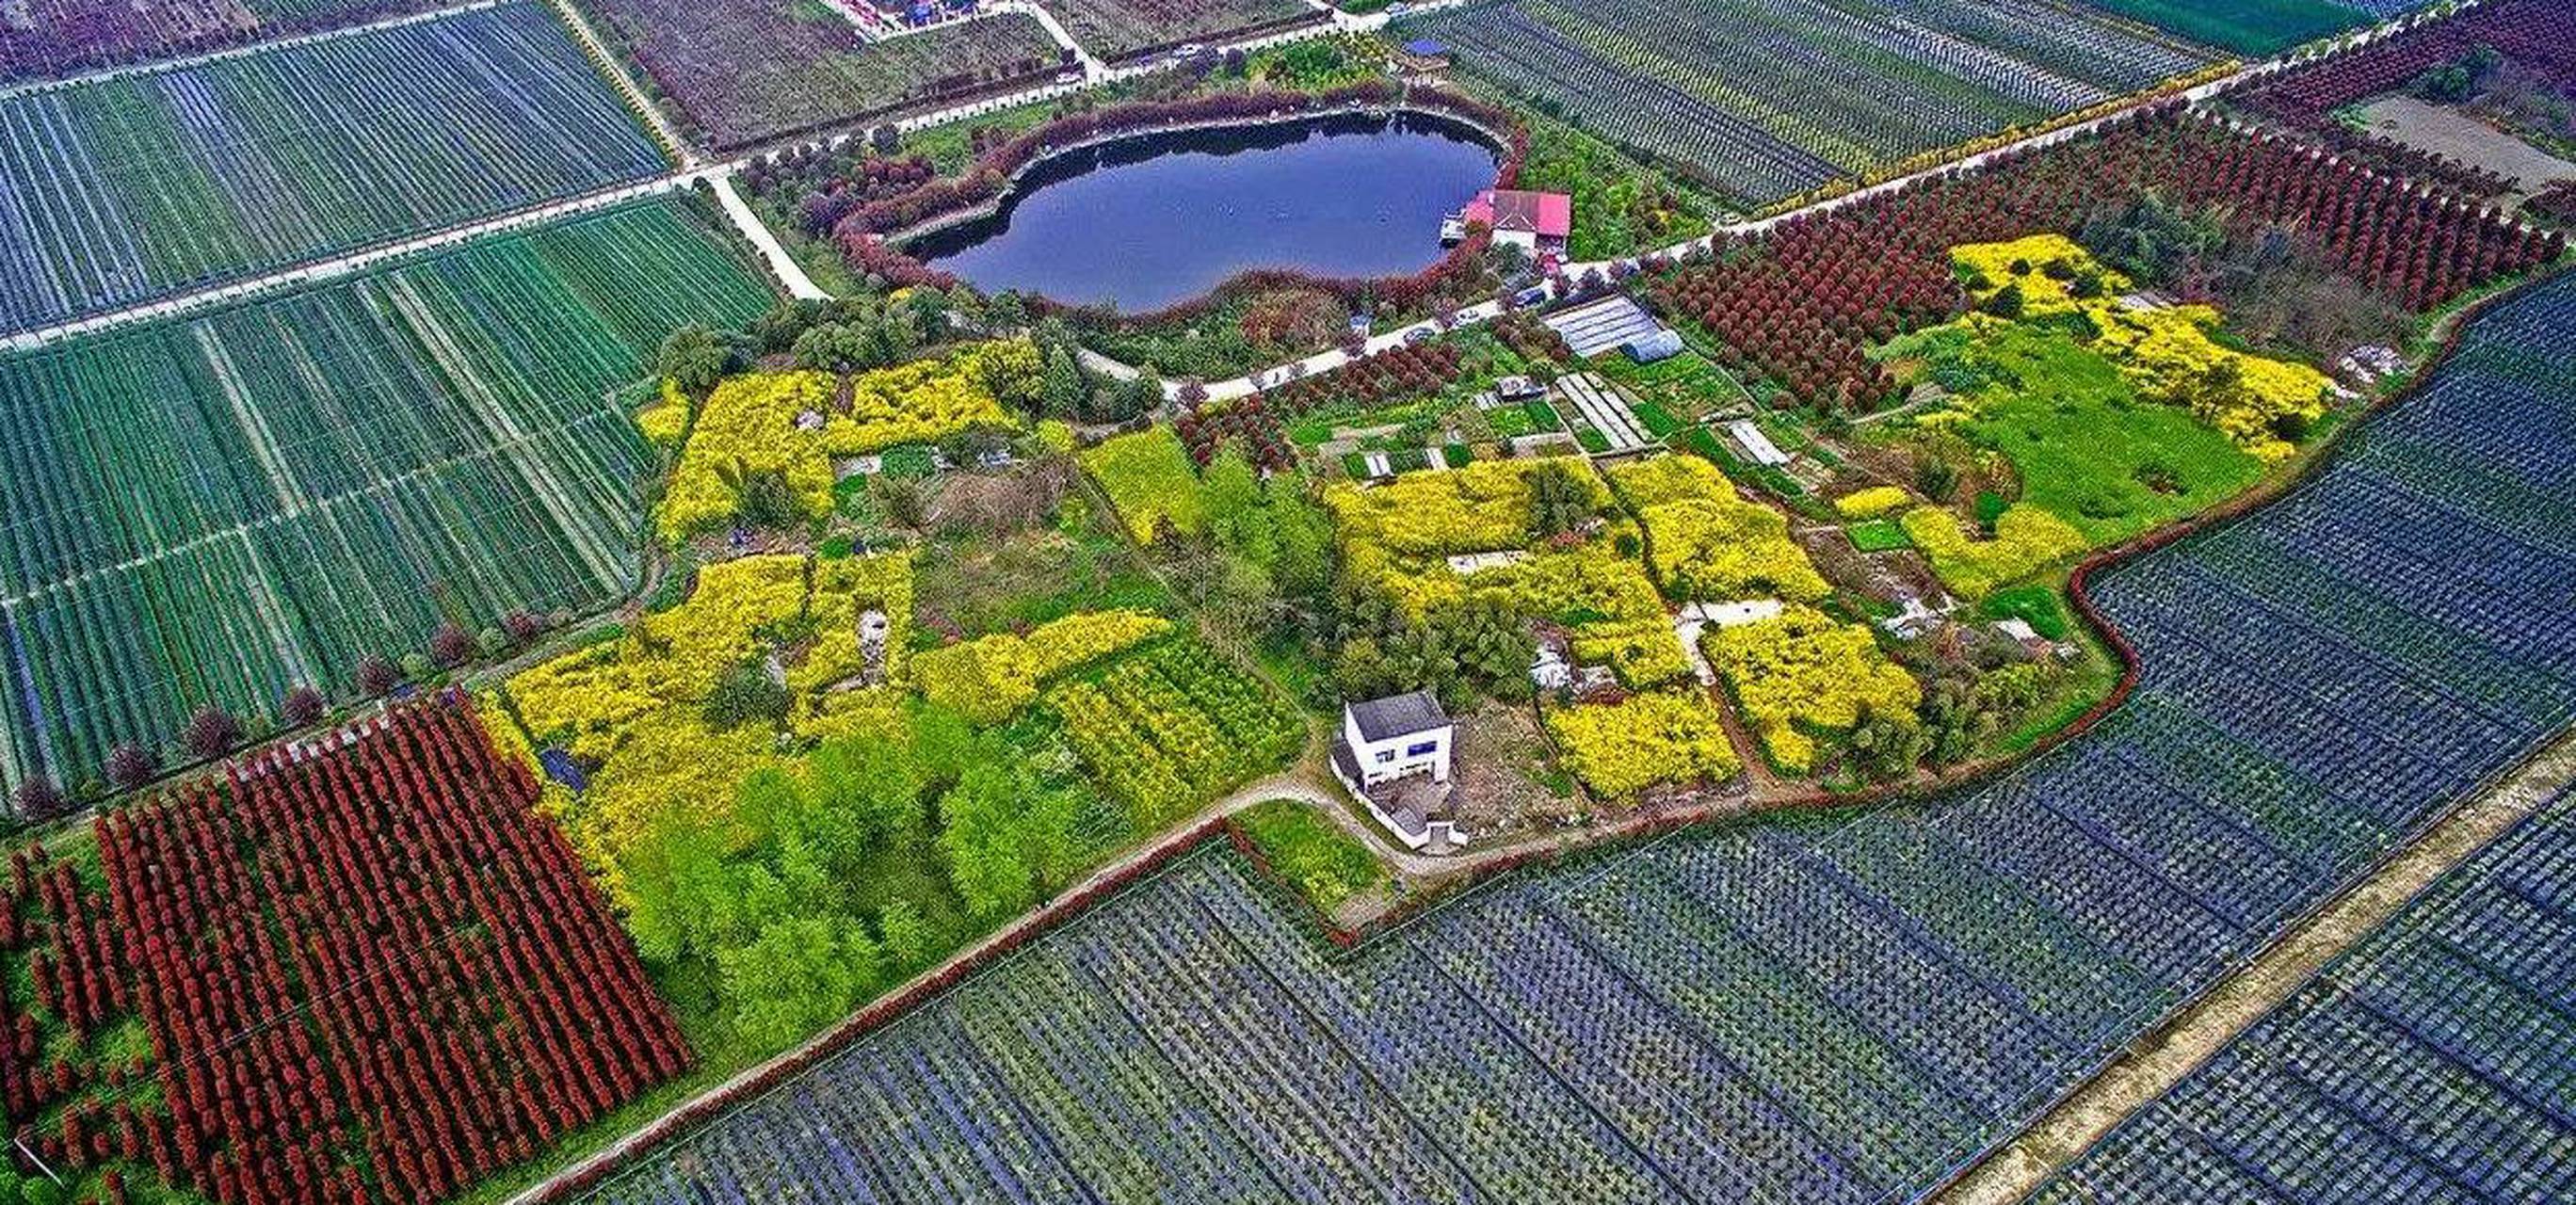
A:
<box><xmin>355</xmin><ymin>654</ymin><xmax>401</xmax><ymax>699</ymax></box>
<box><xmin>427</xmin><ymin>621</ymin><xmax>475</xmax><ymax>669</ymax></box>
<box><xmin>10</xmin><ymin>777</ymin><xmax>67</xmax><ymax>824</ymax></box>
<box><xmin>104</xmin><ymin>745</ymin><xmax>159</xmax><ymax>793</ymax></box>
<box><xmin>654</xmin><ymin>325</ymin><xmax>733</xmax><ymax>396</ymax></box>
<box><xmin>281</xmin><ymin>684</ymin><xmax>328</xmax><ymax>729</ymax></box>
<box><xmin>182</xmin><ymin>705</ymin><xmax>243</xmax><ymax>761</ymax></box>
<box><xmin>1526</xmin><ymin>461</ymin><xmax>1595</xmax><ymax>540</ymax></box>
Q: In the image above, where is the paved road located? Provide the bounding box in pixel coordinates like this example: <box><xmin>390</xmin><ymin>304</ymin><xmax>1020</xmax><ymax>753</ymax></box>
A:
<box><xmin>711</xmin><ymin>175</ymin><xmax>830</xmax><ymax>300</ymax></box>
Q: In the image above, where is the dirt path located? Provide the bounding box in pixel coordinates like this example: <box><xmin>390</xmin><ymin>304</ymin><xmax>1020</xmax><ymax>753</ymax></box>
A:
<box><xmin>1935</xmin><ymin>725</ymin><xmax>2576</xmax><ymax>1205</ymax></box>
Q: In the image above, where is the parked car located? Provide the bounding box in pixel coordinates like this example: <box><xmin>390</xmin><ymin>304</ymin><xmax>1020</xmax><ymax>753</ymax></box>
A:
<box><xmin>1403</xmin><ymin>326</ymin><xmax>1437</xmax><ymax>345</ymax></box>
<box><xmin>1386</xmin><ymin>2</ymin><xmax>1412</xmax><ymax>14</ymax></box>
<box><xmin>1513</xmin><ymin>284</ymin><xmax>1552</xmax><ymax>308</ymax></box>
<box><xmin>1174</xmin><ymin>42</ymin><xmax>1205</xmax><ymax>59</ymax></box>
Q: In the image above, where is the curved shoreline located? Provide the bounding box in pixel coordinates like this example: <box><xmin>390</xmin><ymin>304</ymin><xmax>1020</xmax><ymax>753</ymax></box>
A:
<box><xmin>888</xmin><ymin>104</ymin><xmax>1513</xmax><ymax>250</ymax></box>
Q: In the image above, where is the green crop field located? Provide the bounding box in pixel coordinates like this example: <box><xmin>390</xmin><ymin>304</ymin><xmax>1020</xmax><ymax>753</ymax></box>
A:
<box><xmin>2075</xmin><ymin>0</ymin><xmax>2371</xmax><ymax>56</ymax></box>
<box><xmin>0</xmin><ymin>196</ymin><xmax>776</xmax><ymax>795</ymax></box>
<box><xmin>1951</xmin><ymin>322</ymin><xmax>2265</xmax><ymax>547</ymax></box>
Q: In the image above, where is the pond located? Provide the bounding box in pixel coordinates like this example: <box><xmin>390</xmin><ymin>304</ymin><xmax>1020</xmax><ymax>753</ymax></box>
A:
<box><xmin>909</xmin><ymin>113</ymin><xmax>1501</xmax><ymax>312</ymax></box>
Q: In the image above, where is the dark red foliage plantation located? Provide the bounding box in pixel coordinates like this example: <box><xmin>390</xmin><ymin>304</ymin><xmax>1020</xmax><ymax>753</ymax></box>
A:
<box><xmin>0</xmin><ymin>695</ymin><xmax>687</xmax><ymax>1203</ymax></box>
<box><xmin>2247</xmin><ymin>0</ymin><xmax>2576</xmax><ymax>123</ymax></box>
<box><xmin>1653</xmin><ymin>107</ymin><xmax>2565</xmax><ymax>411</ymax></box>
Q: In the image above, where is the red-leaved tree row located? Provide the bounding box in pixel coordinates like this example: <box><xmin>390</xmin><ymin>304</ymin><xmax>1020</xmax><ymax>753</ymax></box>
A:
<box><xmin>2247</xmin><ymin>0</ymin><xmax>2576</xmax><ymax>121</ymax></box>
<box><xmin>0</xmin><ymin>695</ymin><xmax>688</xmax><ymax>1204</ymax></box>
<box><xmin>1176</xmin><ymin>394</ymin><xmax>1296</xmax><ymax>470</ymax></box>
<box><xmin>1651</xmin><ymin>106</ymin><xmax>2567</xmax><ymax>411</ymax></box>
<box><xmin>1175</xmin><ymin>340</ymin><xmax>1473</xmax><ymax>466</ymax></box>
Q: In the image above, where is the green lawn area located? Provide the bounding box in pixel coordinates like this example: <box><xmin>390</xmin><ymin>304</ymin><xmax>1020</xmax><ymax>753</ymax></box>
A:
<box><xmin>1982</xmin><ymin>583</ymin><xmax>2073</xmax><ymax>639</ymax></box>
<box><xmin>911</xmin><ymin>523</ymin><xmax>1173</xmax><ymax>639</ymax></box>
<box><xmin>1846</xmin><ymin>519</ymin><xmax>1911</xmax><ymax>552</ymax></box>
<box><xmin>1234</xmin><ymin>798</ymin><xmax>1385</xmax><ymax>914</ymax></box>
<box><xmin>1953</xmin><ymin>322</ymin><xmax>2265</xmax><ymax>548</ymax></box>
<box><xmin>2078</xmin><ymin>0</ymin><xmax>2368</xmax><ymax>56</ymax></box>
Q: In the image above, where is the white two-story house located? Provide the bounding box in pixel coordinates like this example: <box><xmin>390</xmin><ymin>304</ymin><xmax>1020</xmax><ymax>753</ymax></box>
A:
<box><xmin>1329</xmin><ymin>691</ymin><xmax>1464</xmax><ymax>853</ymax></box>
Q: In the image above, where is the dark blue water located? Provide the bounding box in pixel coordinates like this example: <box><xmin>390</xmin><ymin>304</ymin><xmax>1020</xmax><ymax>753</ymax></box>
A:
<box><xmin>910</xmin><ymin>113</ymin><xmax>1500</xmax><ymax>311</ymax></box>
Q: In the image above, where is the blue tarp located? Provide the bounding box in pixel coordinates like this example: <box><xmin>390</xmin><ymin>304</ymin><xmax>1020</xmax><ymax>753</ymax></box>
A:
<box><xmin>539</xmin><ymin>747</ymin><xmax>590</xmax><ymax>794</ymax></box>
<box><xmin>1405</xmin><ymin>39</ymin><xmax>1446</xmax><ymax>56</ymax></box>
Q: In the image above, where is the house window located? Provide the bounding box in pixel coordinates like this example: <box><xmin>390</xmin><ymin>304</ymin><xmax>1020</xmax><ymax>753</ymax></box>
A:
<box><xmin>1375</xmin><ymin>750</ymin><xmax>1395</xmax><ymax>764</ymax></box>
<box><xmin>1406</xmin><ymin>741</ymin><xmax>1439</xmax><ymax>758</ymax></box>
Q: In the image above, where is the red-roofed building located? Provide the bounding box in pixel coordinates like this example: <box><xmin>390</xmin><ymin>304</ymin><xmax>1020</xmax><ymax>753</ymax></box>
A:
<box><xmin>1444</xmin><ymin>188</ymin><xmax>1572</xmax><ymax>254</ymax></box>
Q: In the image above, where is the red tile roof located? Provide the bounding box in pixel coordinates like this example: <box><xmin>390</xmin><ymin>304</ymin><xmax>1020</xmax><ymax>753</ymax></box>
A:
<box><xmin>1463</xmin><ymin>189</ymin><xmax>1571</xmax><ymax>239</ymax></box>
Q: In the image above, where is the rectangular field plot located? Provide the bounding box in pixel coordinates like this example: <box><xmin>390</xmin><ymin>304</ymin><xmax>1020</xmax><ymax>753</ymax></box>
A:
<box><xmin>1047</xmin><ymin>0</ymin><xmax>1320</xmax><ymax>62</ymax></box>
<box><xmin>0</xmin><ymin>698</ymin><xmax>692</xmax><ymax>1202</ymax></box>
<box><xmin>0</xmin><ymin>0</ymin><xmax>451</xmax><ymax>84</ymax></box>
<box><xmin>0</xmin><ymin>196</ymin><xmax>775</xmax><ymax>795</ymax></box>
<box><xmin>1401</xmin><ymin>0</ymin><xmax>2219</xmax><ymax>208</ymax></box>
<box><xmin>0</xmin><ymin>0</ymin><xmax>670</xmax><ymax>335</ymax></box>
<box><xmin>2037</xmin><ymin>786</ymin><xmax>2576</xmax><ymax>1204</ymax></box>
<box><xmin>2074</xmin><ymin>0</ymin><xmax>2372</xmax><ymax>56</ymax></box>
<box><xmin>581</xmin><ymin>0</ymin><xmax>1065</xmax><ymax>149</ymax></box>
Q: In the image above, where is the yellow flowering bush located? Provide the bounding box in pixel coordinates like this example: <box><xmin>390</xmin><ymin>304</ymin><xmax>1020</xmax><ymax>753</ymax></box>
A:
<box><xmin>793</xmin><ymin>552</ymin><xmax>916</xmax><ymax>694</ymax></box>
<box><xmin>914</xmin><ymin>610</ymin><xmax>1173</xmax><ymax>724</ymax></box>
<box><xmin>659</xmin><ymin>371</ymin><xmax>840</xmax><ymax>540</ymax></box>
<box><xmin>1606</xmin><ymin>454</ymin><xmax>1729</xmax><ymax>509</ymax></box>
<box><xmin>840</xmin><ymin>346</ymin><xmax>1019</xmax><ymax>452</ymax></box>
<box><xmin>1036</xmin><ymin>418</ymin><xmax>1076</xmax><ymax>454</ymax></box>
<box><xmin>1951</xmin><ymin>238</ymin><xmax>2329</xmax><ymax>463</ymax></box>
<box><xmin>1610</xmin><ymin>457</ymin><xmax>1829</xmax><ymax>603</ymax></box>
<box><xmin>1081</xmin><ymin>426</ymin><xmax>1206</xmax><ymax>541</ymax></box>
<box><xmin>1643</xmin><ymin>498</ymin><xmax>1831</xmax><ymax>602</ymax></box>
<box><xmin>1901</xmin><ymin>506</ymin><xmax>2087</xmax><ymax>600</ymax></box>
<box><xmin>477</xmin><ymin>688</ymin><xmax>541</xmax><ymax>773</ymax></box>
<box><xmin>1570</xmin><ymin>619</ymin><xmax>1694</xmax><ymax>689</ymax></box>
<box><xmin>1328</xmin><ymin>458</ymin><xmax>1607</xmax><ymax>558</ymax></box>
<box><xmin>1701</xmin><ymin>605</ymin><xmax>1920</xmax><ymax>775</ymax></box>
<box><xmin>636</xmin><ymin>378</ymin><xmax>690</xmax><ymax>448</ymax></box>
<box><xmin>1834</xmin><ymin>486</ymin><xmax>1909</xmax><ymax>520</ymax></box>
<box><xmin>2089</xmin><ymin>305</ymin><xmax>2330</xmax><ymax>462</ymax></box>
<box><xmin>659</xmin><ymin>342</ymin><xmax>1026</xmax><ymax>540</ymax></box>
<box><xmin>1546</xmin><ymin>691</ymin><xmax>1741</xmax><ymax>800</ymax></box>
<box><xmin>496</xmin><ymin>551</ymin><xmax>916</xmax><ymax>903</ymax></box>
<box><xmin>1468</xmin><ymin>544</ymin><xmax>1666</xmax><ymax>624</ymax></box>
<box><xmin>796</xmin><ymin>686</ymin><xmax>910</xmax><ymax>744</ymax></box>
<box><xmin>559</xmin><ymin>714</ymin><xmax>778</xmax><ymax>907</ymax></box>
<box><xmin>1952</xmin><ymin>234</ymin><xmax>2129</xmax><ymax>310</ymax></box>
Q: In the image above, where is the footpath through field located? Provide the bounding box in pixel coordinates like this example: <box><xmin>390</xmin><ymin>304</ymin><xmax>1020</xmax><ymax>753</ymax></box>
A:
<box><xmin>1935</xmin><ymin>726</ymin><xmax>2576</xmax><ymax>1204</ymax></box>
